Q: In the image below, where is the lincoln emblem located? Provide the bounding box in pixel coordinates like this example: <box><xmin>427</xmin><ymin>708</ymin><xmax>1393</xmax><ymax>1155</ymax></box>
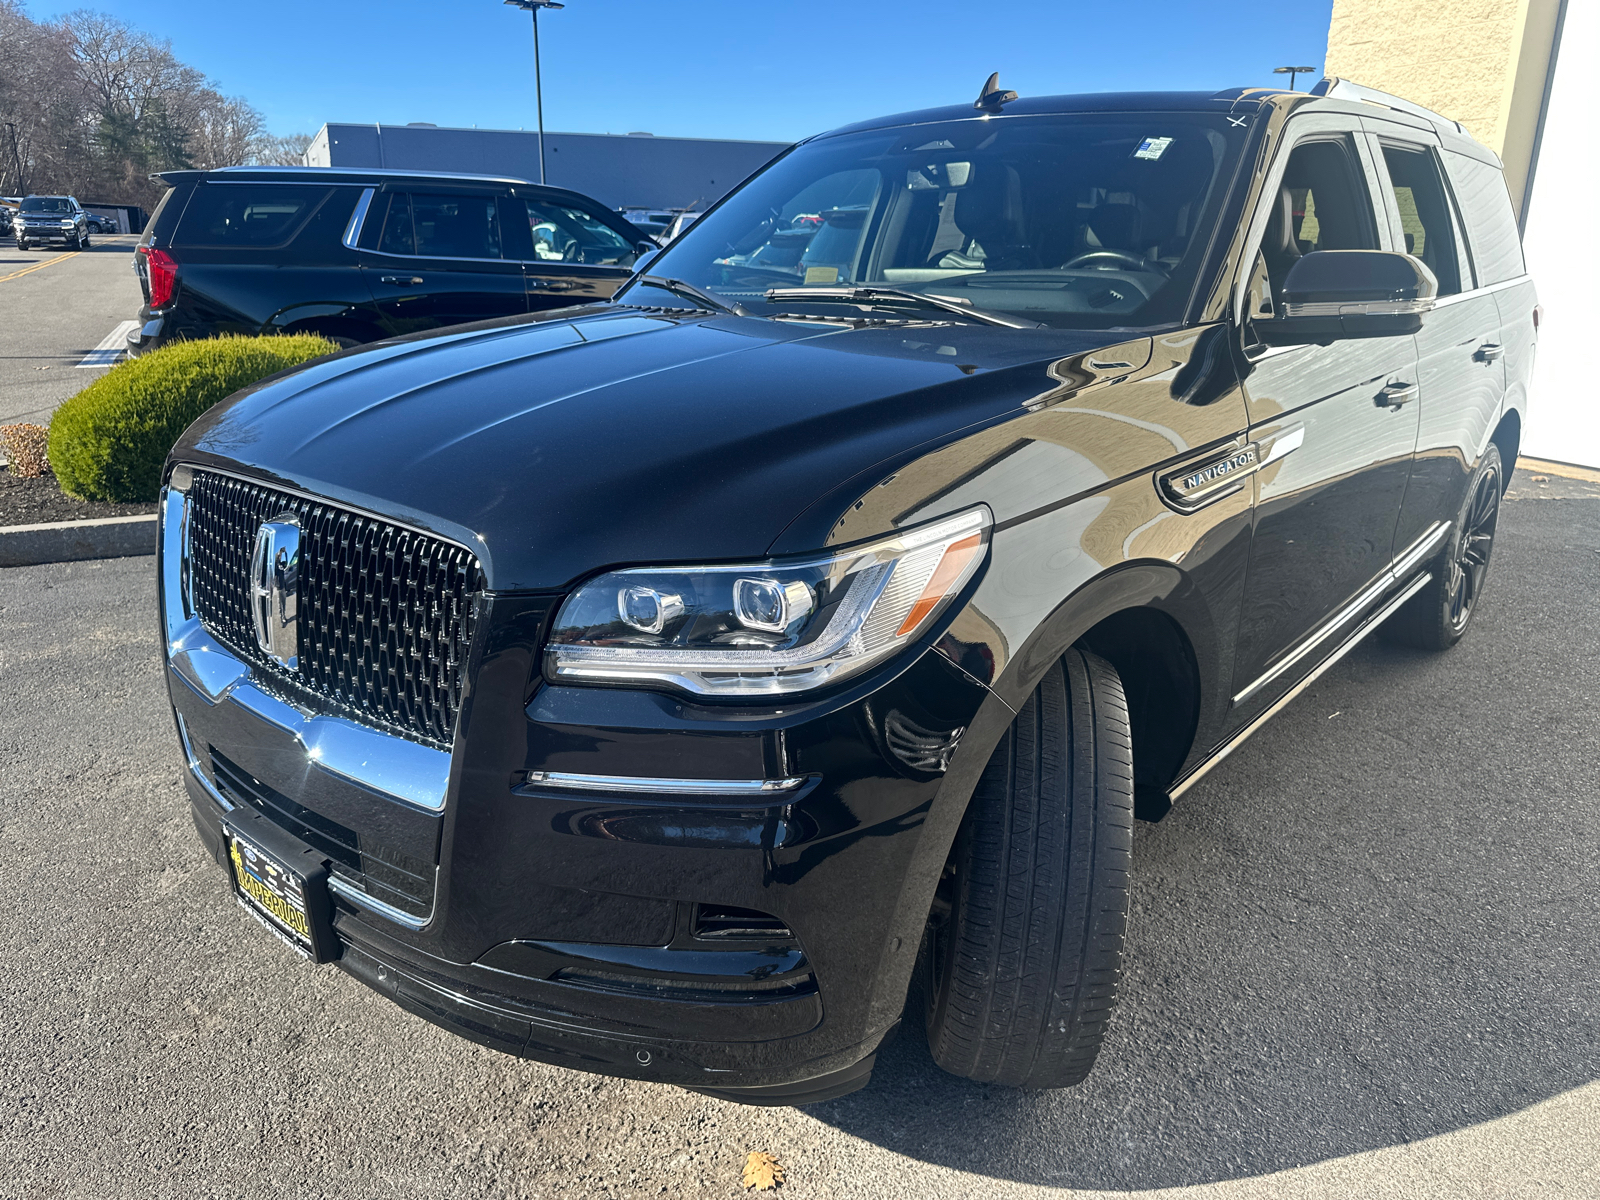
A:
<box><xmin>249</xmin><ymin>515</ymin><xmax>301</xmax><ymax>668</ymax></box>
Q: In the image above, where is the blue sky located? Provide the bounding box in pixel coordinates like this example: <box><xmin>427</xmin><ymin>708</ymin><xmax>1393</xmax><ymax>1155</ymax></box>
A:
<box><xmin>28</xmin><ymin>0</ymin><xmax>1337</xmax><ymax>142</ymax></box>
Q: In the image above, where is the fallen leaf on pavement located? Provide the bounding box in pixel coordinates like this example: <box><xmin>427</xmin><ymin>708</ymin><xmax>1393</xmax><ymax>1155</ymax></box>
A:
<box><xmin>743</xmin><ymin>1150</ymin><xmax>784</xmax><ymax>1191</ymax></box>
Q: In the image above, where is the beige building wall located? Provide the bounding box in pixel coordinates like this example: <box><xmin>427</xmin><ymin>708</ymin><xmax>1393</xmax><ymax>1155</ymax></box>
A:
<box><xmin>1325</xmin><ymin>0</ymin><xmax>1563</xmax><ymax>218</ymax></box>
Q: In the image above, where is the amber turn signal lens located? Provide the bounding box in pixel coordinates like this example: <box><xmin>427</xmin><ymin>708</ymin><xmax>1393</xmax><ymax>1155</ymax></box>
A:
<box><xmin>896</xmin><ymin>533</ymin><xmax>983</xmax><ymax>637</ymax></box>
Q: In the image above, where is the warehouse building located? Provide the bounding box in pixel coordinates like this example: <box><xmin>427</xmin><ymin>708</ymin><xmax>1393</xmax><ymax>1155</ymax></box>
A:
<box><xmin>303</xmin><ymin>122</ymin><xmax>789</xmax><ymax>215</ymax></box>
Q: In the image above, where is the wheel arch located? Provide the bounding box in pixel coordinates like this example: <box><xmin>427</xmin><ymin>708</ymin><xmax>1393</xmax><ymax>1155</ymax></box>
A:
<box><xmin>1490</xmin><ymin>406</ymin><xmax>1521</xmax><ymax>492</ymax></box>
<box><xmin>270</xmin><ymin>309</ymin><xmax>384</xmax><ymax>347</ymax></box>
<box><xmin>890</xmin><ymin>563</ymin><xmax>1218</xmax><ymax>957</ymax></box>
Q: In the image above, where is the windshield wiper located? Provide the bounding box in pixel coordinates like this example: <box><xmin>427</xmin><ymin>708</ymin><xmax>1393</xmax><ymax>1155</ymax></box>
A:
<box><xmin>763</xmin><ymin>286</ymin><xmax>1042</xmax><ymax>329</ymax></box>
<box><xmin>632</xmin><ymin>275</ymin><xmax>745</xmax><ymax>316</ymax></box>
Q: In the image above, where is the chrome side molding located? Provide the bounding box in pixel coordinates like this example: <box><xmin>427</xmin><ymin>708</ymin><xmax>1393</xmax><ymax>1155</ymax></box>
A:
<box><xmin>1170</xmin><ymin>570</ymin><xmax>1434</xmax><ymax>803</ymax></box>
<box><xmin>1233</xmin><ymin>520</ymin><xmax>1449</xmax><ymax>707</ymax></box>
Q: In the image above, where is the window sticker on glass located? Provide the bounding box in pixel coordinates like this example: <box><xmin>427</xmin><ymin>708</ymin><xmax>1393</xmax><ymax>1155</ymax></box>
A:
<box><xmin>1133</xmin><ymin>137</ymin><xmax>1174</xmax><ymax>161</ymax></box>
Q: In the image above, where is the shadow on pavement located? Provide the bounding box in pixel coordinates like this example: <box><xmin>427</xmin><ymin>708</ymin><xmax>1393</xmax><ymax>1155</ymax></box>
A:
<box><xmin>805</xmin><ymin>498</ymin><xmax>1600</xmax><ymax>1190</ymax></box>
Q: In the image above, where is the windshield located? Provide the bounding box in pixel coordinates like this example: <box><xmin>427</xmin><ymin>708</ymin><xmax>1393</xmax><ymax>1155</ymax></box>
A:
<box><xmin>22</xmin><ymin>197</ymin><xmax>71</xmax><ymax>213</ymax></box>
<box><xmin>631</xmin><ymin>113</ymin><xmax>1251</xmax><ymax>329</ymax></box>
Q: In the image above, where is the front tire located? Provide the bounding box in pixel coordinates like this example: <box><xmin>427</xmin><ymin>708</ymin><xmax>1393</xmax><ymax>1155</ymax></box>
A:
<box><xmin>1384</xmin><ymin>443</ymin><xmax>1503</xmax><ymax>651</ymax></box>
<box><xmin>923</xmin><ymin>646</ymin><xmax>1134</xmax><ymax>1088</ymax></box>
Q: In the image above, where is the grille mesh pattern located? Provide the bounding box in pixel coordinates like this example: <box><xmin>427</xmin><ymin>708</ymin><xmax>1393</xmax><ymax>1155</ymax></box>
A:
<box><xmin>187</xmin><ymin>470</ymin><xmax>482</xmax><ymax>746</ymax></box>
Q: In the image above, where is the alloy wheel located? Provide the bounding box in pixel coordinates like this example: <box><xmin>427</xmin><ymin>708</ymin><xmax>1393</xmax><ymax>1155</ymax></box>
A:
<box><xmin>1446</xmin><ymin>467</ymin><xmax>1500</xmax><ymax>632</ymax></box>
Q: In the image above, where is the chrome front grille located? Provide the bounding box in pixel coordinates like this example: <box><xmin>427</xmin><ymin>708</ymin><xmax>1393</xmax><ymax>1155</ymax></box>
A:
<box><xmin>186</xmin><ymin>470</ymin><xmax>482</xmax><ymax>747</ymax></box>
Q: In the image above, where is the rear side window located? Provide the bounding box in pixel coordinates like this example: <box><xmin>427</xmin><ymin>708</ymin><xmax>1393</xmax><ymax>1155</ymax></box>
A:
<box><xmin>1379</xmin><ymin>145</ymin><xmax>1464</xmax><ymax>295</ymax></box>
<box><xmin>1442</xmin><ymin>151</ymin><xmax>1525</xmax><ymax>286</ymax></box>
<box><xmin>376</xmin><ymin>192</ymin><xmax>503</xmax><ymax>259</ymax></box>
<box><xmin>174</xmin><ymin>185</ymin><xmax>333</xmax><ymax>248</ymax></box>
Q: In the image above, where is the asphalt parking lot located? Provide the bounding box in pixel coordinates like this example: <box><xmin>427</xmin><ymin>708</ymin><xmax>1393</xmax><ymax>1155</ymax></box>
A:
<box><xmin>1</xmin><ymin>489</ymin><xmax>1596</xmax><ymax>1199</ymax></box>
<box><xmin>0</xmin><ymin>236</ymin><xmax>144</xmax><ymax>426</ymax></box>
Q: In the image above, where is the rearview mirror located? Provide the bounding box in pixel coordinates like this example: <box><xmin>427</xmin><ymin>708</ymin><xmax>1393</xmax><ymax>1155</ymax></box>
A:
<box><xmin>1254</xmin><ymin>250</ymin><xmax>1438</xmax><ymax>346</ymax></box>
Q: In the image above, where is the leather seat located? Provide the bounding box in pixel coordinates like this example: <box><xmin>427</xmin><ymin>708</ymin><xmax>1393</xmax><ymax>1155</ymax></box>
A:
<box><xmin>1260</xmin><ymin>186</ymin><xmax>1301</xmax><ymax>293</ymax></box>
<box><xmin>944</xmin><ymin>163</ymin><xmax>1037</xmax><ymax>270</ymax></box>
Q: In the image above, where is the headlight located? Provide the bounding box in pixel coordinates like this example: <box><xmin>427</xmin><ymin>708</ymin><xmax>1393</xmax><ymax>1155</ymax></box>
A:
<box><xmin>546</xmin><ymin>507</ymin><xmax>991</xmax><ymax>697</ymax></box>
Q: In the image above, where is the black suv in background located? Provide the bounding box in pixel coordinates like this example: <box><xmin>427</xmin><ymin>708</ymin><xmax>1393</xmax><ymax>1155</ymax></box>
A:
<box><xmin>15</xmin><ymin>195</ymin><xmax>92</xmax><ymax>250</ymax></box>
<box><xmin>128</xmin><ymin>167</ymin><xmax>654</xmax><ymax>355</ymax></box>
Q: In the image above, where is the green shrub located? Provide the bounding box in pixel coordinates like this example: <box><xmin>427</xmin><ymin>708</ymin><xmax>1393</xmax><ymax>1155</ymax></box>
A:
<box><xmin>48</xmin><ymin>334</ymin><xmax>338</xmax><ymax>502</ymax></box>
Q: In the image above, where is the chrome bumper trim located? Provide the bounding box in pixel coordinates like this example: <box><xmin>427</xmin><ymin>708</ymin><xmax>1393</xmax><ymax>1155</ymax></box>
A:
<box><xmin>327</xmin><ymin>874</ymin><xmax>432</xmax><ymax>932</ymax></box>
<box><xmin>175</xmin><ymin>711</ymin><xmax>234</xmax><ymax>811</ymax></box>
<box><xmin>520</xmin><ymin>770</ymin><xmax>807</xmax><ymax>796</ymax></box>
<box><xmin>161</xmin><ymin>485</ymin><xmax>453</xmax><ymax>815</ymax></box>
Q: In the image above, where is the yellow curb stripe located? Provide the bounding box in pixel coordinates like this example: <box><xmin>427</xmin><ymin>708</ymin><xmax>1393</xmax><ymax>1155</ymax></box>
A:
<box><xmin>0</xmin><ymin>251</ymin><xmax>78</xmax><ymax>283</ymax></box>
<box><xmin>1519</xmin><ymin>456</ymin><xmax>1600</xmax><ymax>484</ymax></box>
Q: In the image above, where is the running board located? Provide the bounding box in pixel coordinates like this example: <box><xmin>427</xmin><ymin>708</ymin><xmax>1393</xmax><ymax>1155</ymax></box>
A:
<box><xmin>1165</xmin><ymin>571</ymin><xmax>1432</xmax><ymax>804</ymax></box>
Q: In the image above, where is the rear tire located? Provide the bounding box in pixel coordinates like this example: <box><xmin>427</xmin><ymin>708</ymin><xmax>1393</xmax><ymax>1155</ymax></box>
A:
<box><xmin>1383</xmin><ymin>444</ymin><xmax>1502</xmax><ymax>651</ymax></box>
<box><xmin>923</xmin><ymin>646</ymin><xmax>1134</xmax><ymax>1088</ymax></box>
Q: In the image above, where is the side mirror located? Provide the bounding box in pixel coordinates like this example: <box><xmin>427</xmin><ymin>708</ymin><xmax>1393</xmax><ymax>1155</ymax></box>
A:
<box><xmin>635</xmin><ymin>240</ymin><xmax>657</xmax><ymax>257</ymax></box>
<box><xmin>632</xmin><ymin>246</ymin><xmax>661</xmax><ymax>273</ymax></box>
<box><xmin>1254</xmin><ymin>250</ymin><xmax>1438</xmax><ymax>346</ymax></box>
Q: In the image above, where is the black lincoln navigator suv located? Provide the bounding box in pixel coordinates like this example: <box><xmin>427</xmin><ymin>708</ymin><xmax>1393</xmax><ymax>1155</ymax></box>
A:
<box><xmin>159</xmin><ymin>78</ymin><xmax>1535</xmax><ymax>1104</ymax></box>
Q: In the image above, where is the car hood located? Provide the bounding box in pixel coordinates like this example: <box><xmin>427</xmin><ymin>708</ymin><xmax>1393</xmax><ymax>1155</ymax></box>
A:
<box><xmin>175</xmin><ymin>308</ymin><xmax>1124</xmax><ymax>590</ymax></box>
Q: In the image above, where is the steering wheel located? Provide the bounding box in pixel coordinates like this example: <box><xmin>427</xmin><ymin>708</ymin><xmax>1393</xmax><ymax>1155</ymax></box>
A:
<box><xmin>1062</xmin><ymin>249</ymin><xmax>1156</xmax><ymax>273</ymax></box>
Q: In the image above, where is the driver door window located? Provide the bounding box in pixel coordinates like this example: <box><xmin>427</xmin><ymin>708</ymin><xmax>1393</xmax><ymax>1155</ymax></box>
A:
<box><xmin>520</xmin><ymin>197</ymin><xmax>643</xmax><ymax>310</ymax></box>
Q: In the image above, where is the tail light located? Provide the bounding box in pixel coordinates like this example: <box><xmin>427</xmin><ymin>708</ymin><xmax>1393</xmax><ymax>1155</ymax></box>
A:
<box><xmin>139</xmin><ymin>246</ymin><xmax>179</xmax><ymax>308</ymax></box>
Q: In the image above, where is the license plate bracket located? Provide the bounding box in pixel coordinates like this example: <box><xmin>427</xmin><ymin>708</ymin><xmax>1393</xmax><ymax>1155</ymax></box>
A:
<box><xmin>223</xmin><ymin>814</ymin><xmax>339</xmax><ymax>963</ymax></box>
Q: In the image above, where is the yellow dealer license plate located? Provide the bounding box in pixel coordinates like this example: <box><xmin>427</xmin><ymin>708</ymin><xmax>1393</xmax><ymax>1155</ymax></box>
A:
<box><xmin>228</xmin><ymin>830</ymin><xmax>314</xmax><ymax>951</ymax></box>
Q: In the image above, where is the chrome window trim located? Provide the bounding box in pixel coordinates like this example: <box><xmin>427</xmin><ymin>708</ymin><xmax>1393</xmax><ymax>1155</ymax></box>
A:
<box><xmin>1232</xmin><ymin>519</ymin><xmax>1450</xmax><ymax>705</ymax></box>
<box><xmin>1428</xmin><ymin>275</ymin><xmax>1529</xmax><ymax>309</ymax></box>
<box><xmin>358</xmin><ymin>245</ymin><xmax>519</xmax><ymax>266</ymax></box>
<box><xmin>328</xmin><ymin>874</ymin><xmax>433</xmax><ymax>931</ymax></box>
<box><xmin>519</xmin><ymin>771</ymin><xmax>807</xmax><ymax>796</ymax></box>
<box><xmin>341</xmin><ymin>187</ymin><xmax>375</xmax><ymax>250</ymax></box>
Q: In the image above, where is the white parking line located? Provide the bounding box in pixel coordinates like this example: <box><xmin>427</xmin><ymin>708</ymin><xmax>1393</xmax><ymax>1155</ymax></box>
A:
<box><xmin>77</xmin><ymin>320</ymin><xmax>140</xmax><ymax>368</ymax></box>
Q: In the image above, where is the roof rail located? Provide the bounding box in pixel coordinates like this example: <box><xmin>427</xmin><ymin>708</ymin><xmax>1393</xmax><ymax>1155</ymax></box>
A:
<box><xmin>1309</xmin><ymin>76</ymin><xmax>1467</xmax><ymax>135</ymax></box>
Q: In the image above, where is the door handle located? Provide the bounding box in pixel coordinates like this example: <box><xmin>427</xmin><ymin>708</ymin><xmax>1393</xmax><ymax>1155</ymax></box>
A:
<box><xmin>527</xmin><ymin>279</ymin><xmax>578</xmax><ymax>291</ymax></box>
<box><xmin>1474</xmin><ymin>343</ymin><xmax>1505</xmax><ymax>363</ymax></box>
<box><xmin>379</xmin><ymin>275</ymin><xmax>424</xmax><ymax>286</ymax></box>
<box><xmin>1376</xmin><ymin>383</ymin><xmax>1418</xmax><ymax>410</ymax></box>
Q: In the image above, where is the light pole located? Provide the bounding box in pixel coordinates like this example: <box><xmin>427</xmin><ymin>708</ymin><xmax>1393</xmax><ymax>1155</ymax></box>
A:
<box><xmin>504</xmin><ymin>0</ymin><xmax>564</xmax><ymax>184</ymax></box>
<box><xmin>1273</xmin><ymin>66</ymin><xmax>1318</xmax><ymax>91</ymax></box>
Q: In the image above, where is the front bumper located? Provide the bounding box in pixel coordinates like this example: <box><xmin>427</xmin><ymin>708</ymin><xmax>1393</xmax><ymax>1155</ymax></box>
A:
<box><xmin>18</xmin><ymin>226</ymin><xmax>78</xmax><ymax>244</ymax></box>
<box><xmin>160</xmin><ymin>483</ymin><xmax>1004</xmax><ymax>1101</ymax></box>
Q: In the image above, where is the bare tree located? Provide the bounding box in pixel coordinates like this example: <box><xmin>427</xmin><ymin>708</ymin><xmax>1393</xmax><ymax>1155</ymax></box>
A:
<box><xmin>250</xmin><ymin>132</ymin><xmax>313</xmax><ymax>167</ymax></box>
<box><xmin>0</xmin><ymin>4</ymin><xmax>306</xmax><ymax>207</ymax></box>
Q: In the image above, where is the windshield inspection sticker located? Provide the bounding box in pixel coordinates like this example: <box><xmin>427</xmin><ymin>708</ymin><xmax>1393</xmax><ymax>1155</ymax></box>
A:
<box><xmin>1133</xmin><ymin>136</ymin><xmax>1174</xmax><ymax>161</ymax></box>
